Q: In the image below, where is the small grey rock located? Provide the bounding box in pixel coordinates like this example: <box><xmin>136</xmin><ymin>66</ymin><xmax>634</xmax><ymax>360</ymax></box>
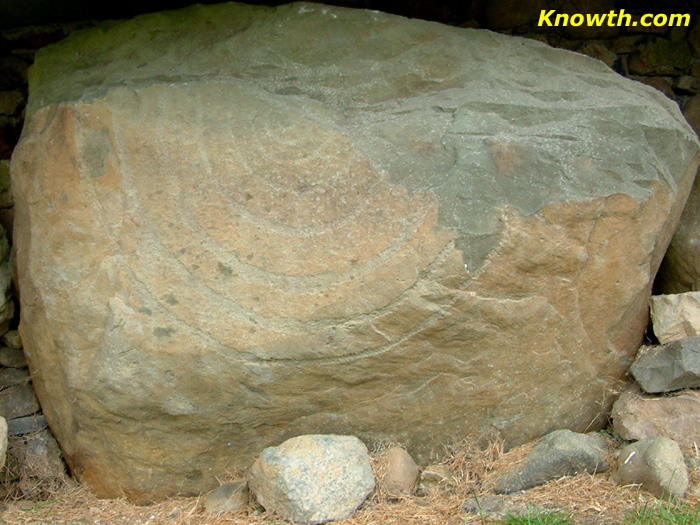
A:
<box><xmin>612</xmin><ymin>437</ymin><xmax>688</xmax><ymax>499</ymax></box>
<box><xmin>494</xmin><ymin>429</ymin><xmax>610</xmax><ymax>494</ymax></box>
<box><xmin>0</xmin><ymin>347</ymin><xmax>26</xmax><ymax>368</ymax></box>
<box><xmin>0</xmin><ymin>367</ymin><xmax>29</xmax><ymax>389</ymax></box>
<box><xmin>7</xmin><ymin>414</ymin><xmax>47</xmax><ymax>436</ymax></box>
<box><xmin>248</xmin><ymin>434</ymin><xmax>375</xmax><ymax>524</ymax></box>
<box><xmin>0</xmin><ymin>382</ymin><xmax>39</xmax><ymax>419</ymax></box>
<box><xmin>204</xmin><ymin>481</ymin><xmax>248</xmax><ymax>514</ymax></box>
<box><xmin>1</xmin><ymin>330</ymin><xmax>22</xmax><ymax>349</ymax></box>
<box><xmin>630</xmin><ymin>336</ymin><xmax>700</xmax><ymax>393</ymax></box>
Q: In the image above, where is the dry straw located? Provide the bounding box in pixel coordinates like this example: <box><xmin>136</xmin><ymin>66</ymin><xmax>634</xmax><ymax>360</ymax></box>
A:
<box><xmin>2</xmin><ymin>435</ymin><xmax>699</xmax><ymax>524</ymax></box>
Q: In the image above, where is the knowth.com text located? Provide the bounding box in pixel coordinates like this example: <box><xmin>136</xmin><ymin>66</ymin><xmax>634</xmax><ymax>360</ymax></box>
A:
<box><xmin>538</xmin><ymin>9</ymin><xmax>690</xmax><ymax>28</ymax></box>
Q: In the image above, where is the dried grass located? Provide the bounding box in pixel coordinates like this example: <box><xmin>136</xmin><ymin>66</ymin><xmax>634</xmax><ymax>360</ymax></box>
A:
<box><xmin>1</xmin><ymin>430</ymin><xmax>69</xmax><ymax>502</ymax></box>
<box><xmin>2</xmin><ymin>436</ymin><xmax>699</xmax><ymax>525</ymax></box>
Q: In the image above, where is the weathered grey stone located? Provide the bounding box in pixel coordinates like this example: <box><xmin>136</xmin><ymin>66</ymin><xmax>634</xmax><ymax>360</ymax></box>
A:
<box><xmin>0</xmin><ymin>382</ymin><xmax>39</xmax><ymax>419</ymax></box>
<box><xmin>650</xmin><ymin>293</ymin><xmax>700</xmax><ymax>343</ymax></box>
<box><xmin>630</xmin><ymin>337</ymin><xmax>700</xmax><ymax>392</ymax></box>
<box><xmin>1</xmin><ymin>330</ymin><xmax>21</xmax><ymax>349</ymax></box>
<box><xmin>612</xmin><ymin>389</ymin><xmax>700</xmax><ymax>450</ymax></box>
<box><xmin>0</xmin><ymin>306</ymin><xmax>13</xmax><ymax>338</ymax></box>
<box><xmin>248</xmin><ymin>435</ymin><xmax>374</xmax><ymax>525</ymax></box>
<box><xmin>612</xmin><ymin>437</ymin><xmax>688</xmax><ymax>500</ymax></box>
<box><xmin>0</xmin><ymin>366</ymin><xmax>28</xmax><ymax>388</ymax></box>
<box><xmin>0</xmin><ymin>416</ymin><xmax>7</xmax><ymax>471</ymax></box>
<box><xmin>11</xmin><ymin>2</ymin><xmax>700</xmax><ymax>500</ymax></box>
<box><xmin>382</xmin><ymin>446</ymin><xmax>419</xmax><ymax>497</ymax></box>
<box><xmin>7</xmin><ymin>413</ymin><xmax>47</xmax><ymax>436</ymax></box>
<box><xmin>204</xmin><ymin>481</ymin><xmax>249</xmax><ymax>514</ymax></box>
<box><xmin>0</xmin><ymin>347</ymin><xmax>26</xmax><ymax>368</ymax></box>
<box><xmin>494</xmin><ymin>430</ymin><xmax>610</xmax><ymax>494</ymax></box>
<box><xmin>418</xmin><ymin>464</ymin><xmax>457</xmax><ymax>495</ymax></box>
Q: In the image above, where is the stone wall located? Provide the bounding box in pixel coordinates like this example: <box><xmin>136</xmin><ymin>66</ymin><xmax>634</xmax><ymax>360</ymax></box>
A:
<box><xmin>0</xmin><ymin>26</ymin><xmax>92</xmax><ymax>491</ymax></box>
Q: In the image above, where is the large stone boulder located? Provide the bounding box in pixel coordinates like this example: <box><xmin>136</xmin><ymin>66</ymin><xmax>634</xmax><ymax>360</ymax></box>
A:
<box><xmin>10</xmin><ymin>2</ymin><xmax>700</xmax><ymax>500</ymax></box>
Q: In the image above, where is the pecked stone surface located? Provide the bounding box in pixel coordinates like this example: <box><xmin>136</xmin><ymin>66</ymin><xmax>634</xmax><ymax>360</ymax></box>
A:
<box><xmin>10</xmin><ymin>2</ymin><xmax>700</xmax><ymax>500</ymax></box>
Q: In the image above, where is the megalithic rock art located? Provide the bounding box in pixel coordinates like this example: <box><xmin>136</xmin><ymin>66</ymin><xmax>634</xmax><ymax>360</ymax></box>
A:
<box><xmin>9</xmin><ymin>1</ymin><xmax>700</xmax><ymax>500</ymax></box>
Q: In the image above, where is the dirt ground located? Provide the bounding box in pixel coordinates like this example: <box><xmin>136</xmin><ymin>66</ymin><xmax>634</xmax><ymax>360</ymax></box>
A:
<box><xmin>1</xmin><ymin>437</ymin><xmax>698</xmax><ymax>524</ymax></box>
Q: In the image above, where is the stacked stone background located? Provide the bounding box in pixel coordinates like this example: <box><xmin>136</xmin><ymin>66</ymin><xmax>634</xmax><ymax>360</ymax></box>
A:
<box><xmin>1</xmin><ymin>0</ymin><xmax>700</xmax><ymax>496</ymax></box>
<box><xmin>613</xmin><ymin>292</ymin><xmax>700</xmax><ymax>452</ymax></box>
<box><xmin>0</xmin><ymin>23</ymin><xmax>103</xmax><ymax>497</ymax></box>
